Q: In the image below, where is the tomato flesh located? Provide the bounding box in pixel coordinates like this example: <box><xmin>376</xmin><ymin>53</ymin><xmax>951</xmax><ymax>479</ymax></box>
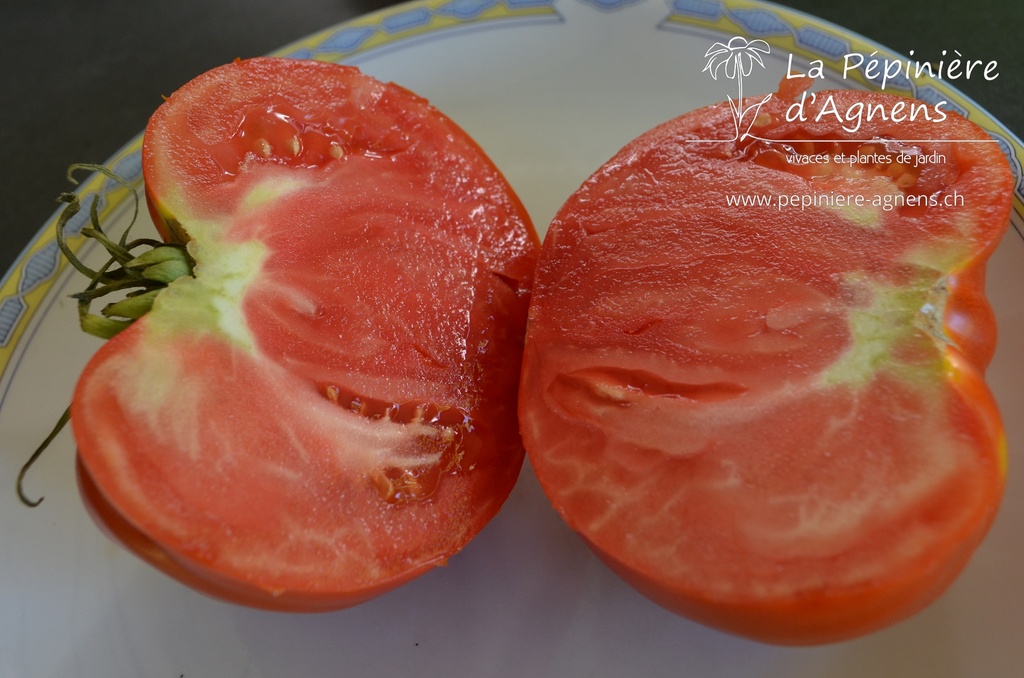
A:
<box><xmin>519</xmin><ymin>86</ymin><xmax>1011</xmax><ymax>644</ymax></box>
<box><xmin>71</xmin><ymin>58</ymin><xmax>538</xmax><ymax>610</ymax></box>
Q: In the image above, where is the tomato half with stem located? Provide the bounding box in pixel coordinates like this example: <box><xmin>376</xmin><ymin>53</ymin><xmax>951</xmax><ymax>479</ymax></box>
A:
<box><xmin>519</xmin><ymin>82</ymin><xmax>1011</xmax><ymax>644</ymax></box>
<box><xmin>71</xmin><ymin>57</ymin><xmax>539</xmax><ymax>611</ymax></box>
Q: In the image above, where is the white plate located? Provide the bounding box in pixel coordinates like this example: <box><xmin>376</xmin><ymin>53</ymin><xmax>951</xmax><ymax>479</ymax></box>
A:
<box><xmin>2</xmin><ymin>1</ymin><xmax>1023</xmax><ymax>676</ymax></box>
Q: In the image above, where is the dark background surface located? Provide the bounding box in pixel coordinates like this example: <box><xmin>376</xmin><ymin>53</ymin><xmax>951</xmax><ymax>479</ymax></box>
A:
<box><xmin>2</xmin><ymin>0</ymin><xmax>1021</xmax><ymax>277</ymax></box>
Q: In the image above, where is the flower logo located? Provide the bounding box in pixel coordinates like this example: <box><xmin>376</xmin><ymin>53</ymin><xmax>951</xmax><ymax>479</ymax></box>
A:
<box><xmin>703</xmin><ymin>37</ymin><xmax>773</xmax><ymax>140</ymax></box>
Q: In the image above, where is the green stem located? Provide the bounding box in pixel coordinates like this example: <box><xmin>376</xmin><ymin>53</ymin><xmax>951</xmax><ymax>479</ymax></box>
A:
<box><xmin>17</xmin><ymin>407</ymin><xmax>71</xmax><ymax>507</ymax></box>
<box><xmin>18</xmin><ymin>164</ymin><xmax>196</xmax><ymax>509</ymax></box>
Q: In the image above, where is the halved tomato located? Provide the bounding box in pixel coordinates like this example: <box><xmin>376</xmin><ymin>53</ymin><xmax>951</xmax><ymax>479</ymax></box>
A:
<box><xmin>72</xmin><ymin>57</ymin><xmax>539</xmax><ymax>610</ymax></box>
<box><xmin>519</xmin><ymin>83</ymin><xmax>1011</xmax><ymax>644</ymax></box>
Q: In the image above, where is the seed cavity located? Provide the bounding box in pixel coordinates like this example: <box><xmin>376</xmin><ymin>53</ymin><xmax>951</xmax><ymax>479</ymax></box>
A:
<box><xmin>320</xmin><ymin>383</ymin><xmax>479</xmax><ymax>504</ymax></box>
<box><xmin>555</xmin><ymin>367</ymin><xmax>749</xmax><ymax>404</ymax></box>
<box><xmin>624</xmin><ymin>318</ymin><xmax>662</xmax><ymax>335</ymax></box>
<box><xmin>490</xmin><ymin>270</ymin><xmax>524</xmax><ymax>295</ymax></box>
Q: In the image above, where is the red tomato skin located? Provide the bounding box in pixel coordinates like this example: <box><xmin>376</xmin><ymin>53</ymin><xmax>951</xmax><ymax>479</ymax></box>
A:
<box><xmin>945</xmin><ymin>262</ymin><xmax>998</xmax><ymax>369</ymax></box>
<box><xmin>73</xmin><ymin>58</ymin><xmax>538</xmax><ymax>610</ymax></box>
<box><xmin>585</xmin><ymin>519</ymin><xmax>988</xmax><ymax>646</ymax></box>
<box><xmin>520</xmin><ymin>86</ymin><xmax>1011</xmax><ymax>644</ymax></box>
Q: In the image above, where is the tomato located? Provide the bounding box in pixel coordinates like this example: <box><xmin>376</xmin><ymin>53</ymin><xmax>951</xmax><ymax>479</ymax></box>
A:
<box><xmin>518</xmin><ymin>83</ymin><xmax>1011</xmax><ymax>644</ymax></box>
<box><xmin>71</xmin><ymin>57</ymin><xmax>539</xmax><ymax>611</ymax></box>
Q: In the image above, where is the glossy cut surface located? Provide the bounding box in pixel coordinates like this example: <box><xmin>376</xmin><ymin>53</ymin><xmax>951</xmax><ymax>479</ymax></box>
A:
<box><xmin>72</xmin><ymin>57</ymin><xmax>539</xmax><ymax>610</ymax></box>
<box><xmin>519</xmin><ymin>85</ymin><xmax>1011</xmax><ymax>644</ymax></box>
